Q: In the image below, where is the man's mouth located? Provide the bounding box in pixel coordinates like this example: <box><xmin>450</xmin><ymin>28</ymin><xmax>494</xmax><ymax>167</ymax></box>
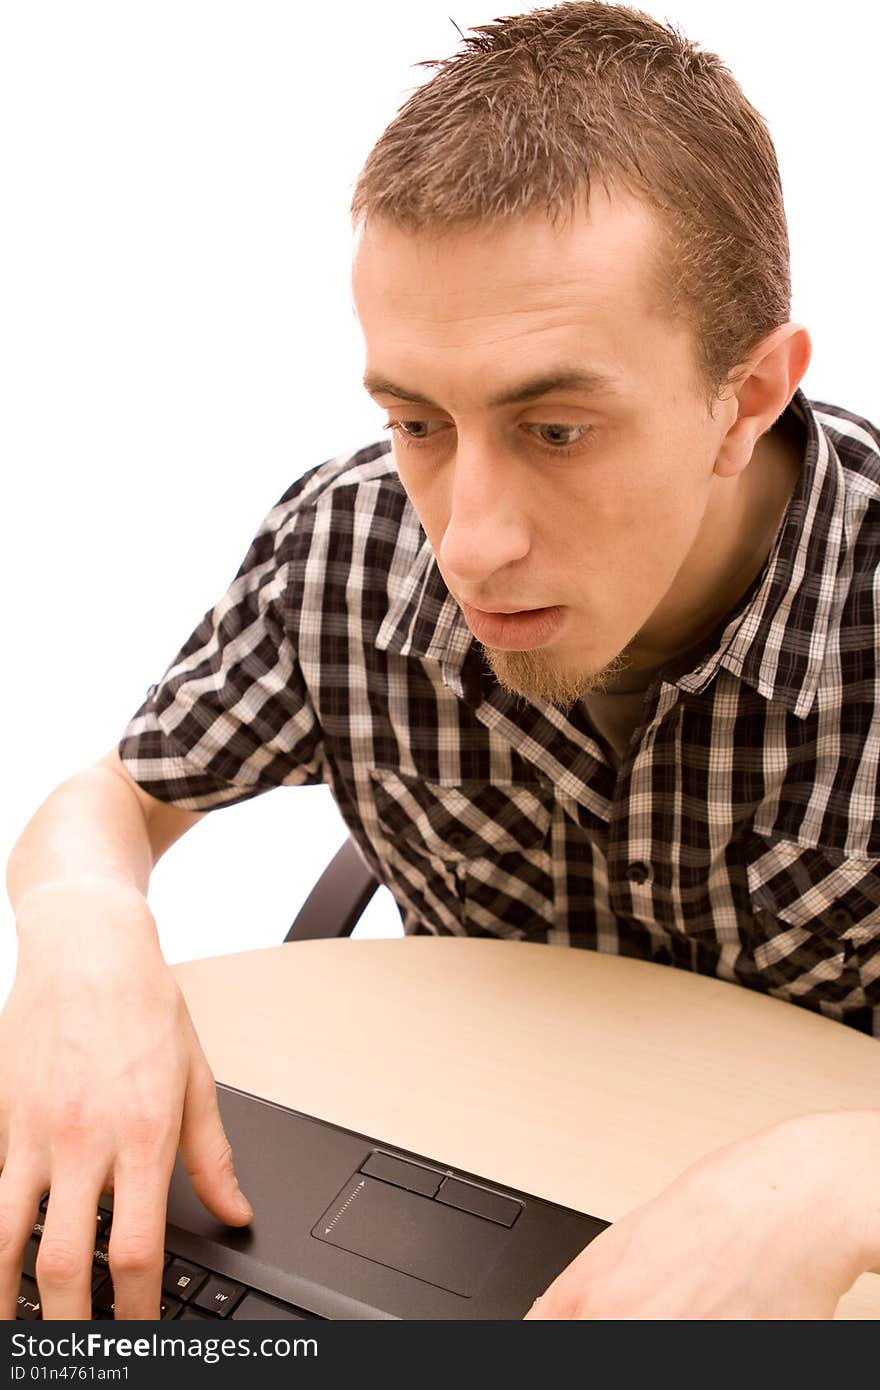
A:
<box><xmin>459</xmin><ymin>601</ymin><xmax>566</xmax><ymax>651</ymax></box>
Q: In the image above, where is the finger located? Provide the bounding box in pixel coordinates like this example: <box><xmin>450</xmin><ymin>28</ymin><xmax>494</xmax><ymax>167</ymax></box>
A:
<box><xmin>106</xmin><ymin>1155</ymin><xmax>173</xmax><ymax>1320</ymax></box>
<box><xmin>523</xmin><ymin>1285</ymin><xmax>577</xmax><ymax>1319</ymax></box>
<box><xmin>178</xmin><ymin>1049</ymin><xmax>253</xmax><ymax>1225</ymax></box>
<box><xmin>0</xmin><ymin>1149</ymin><xmax>47</xmax><ymax>1321</ymax></box>
<box><xmin>36</xmin><ymin>1168</ymin><xmax>107</xmax><ymax>1321</ymax></box>
<box><xmin>523</xmin><ymin>1242</ymin><xmax>598</xmax><ymax>1320</ymax></box>
<box><xmin>524</xmin><ymin>1287</ymin><xmax>576</xmax><ymax>1319</ymax></box>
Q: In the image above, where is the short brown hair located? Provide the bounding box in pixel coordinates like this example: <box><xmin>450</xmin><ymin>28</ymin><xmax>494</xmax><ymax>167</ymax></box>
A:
<box><xmin>350</xmin><ymin>1</ymin><xmax>791</xmax><ymax>415</ymax></box>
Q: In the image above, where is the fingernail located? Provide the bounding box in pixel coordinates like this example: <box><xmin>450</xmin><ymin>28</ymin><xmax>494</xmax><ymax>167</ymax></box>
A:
<box><xmin>235</xmin><ymin>1184</ymin><xmax>254</xmax><ymax>1218</ymax></box>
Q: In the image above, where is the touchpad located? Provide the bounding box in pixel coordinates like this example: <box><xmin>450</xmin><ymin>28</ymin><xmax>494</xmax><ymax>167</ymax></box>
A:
<box><xmin>312</xmin><ymin>1173</ymin><xmax>513</xmax><ymax>1297</ymax></box>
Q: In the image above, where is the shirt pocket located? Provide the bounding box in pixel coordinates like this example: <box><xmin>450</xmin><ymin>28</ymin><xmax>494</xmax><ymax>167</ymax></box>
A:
<box><xmin>368</xmin><ymin>767</ymin><xmax>554</xmax><ymax>938</ymax></box>
<box><xmin>743</xmin><ymin>832</ymin><xmax>880</xmax><ymax>1000</ymax></box>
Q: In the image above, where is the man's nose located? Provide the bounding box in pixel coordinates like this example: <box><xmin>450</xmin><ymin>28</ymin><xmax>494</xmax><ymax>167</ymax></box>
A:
<box><xmin>438</xmin><ymin>448</ymin><xmax>531</xmax><ymax>585</ymax></box>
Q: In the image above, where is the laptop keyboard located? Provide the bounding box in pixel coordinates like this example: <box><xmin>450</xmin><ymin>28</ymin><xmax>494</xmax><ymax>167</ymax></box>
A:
<box><xmin>17</xmin><ymin>1195</ymin><xmax>323</xmax><ymax>1321</ymax></box>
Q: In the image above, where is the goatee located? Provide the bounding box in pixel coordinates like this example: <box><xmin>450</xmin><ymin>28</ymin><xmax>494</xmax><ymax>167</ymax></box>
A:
<box><xmin>481</xmin><ymin>644</ymin><xmax>632</xmax><ymax>708</ymax></box>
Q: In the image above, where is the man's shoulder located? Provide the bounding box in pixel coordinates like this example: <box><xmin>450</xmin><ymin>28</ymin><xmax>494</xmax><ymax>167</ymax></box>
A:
<box><xmin>247</xmin><ymin>438</ymin><xmax>420</xmax><ymax>565</ymax></box>
<box><xmin>275</xmin><ymin>437</ymin><xmax>402</xmax><ymax>514</ymax></box>
<box><xmin>234</xmin><ymin>438</ymin><xmax>431</xmax><ymax>616</ymax></box>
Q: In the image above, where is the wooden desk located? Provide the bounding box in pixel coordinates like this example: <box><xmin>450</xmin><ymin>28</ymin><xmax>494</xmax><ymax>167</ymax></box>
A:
<box><xmin>171</xmin><ymin>937</ymin><xmax>880</xmax><ymax>1319</ymax></box>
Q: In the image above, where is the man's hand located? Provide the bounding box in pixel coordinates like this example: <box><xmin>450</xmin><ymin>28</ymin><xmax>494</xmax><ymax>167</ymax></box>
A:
<box><xmin>524</xmin><ymin>1111</ymin><xmax>880</xmax><ymax>1319</ymax></box>
<box><xmin>0</xmin><ymin>879</ymin><xmax>253</xmax><ymax>1320</ymax></box>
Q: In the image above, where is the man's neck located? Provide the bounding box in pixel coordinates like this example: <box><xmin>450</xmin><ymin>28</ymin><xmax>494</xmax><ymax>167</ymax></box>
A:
<box><xmin>623</xmin><ymin>408</ymin><xmax>805</xmax><ymax>671</ymax></box>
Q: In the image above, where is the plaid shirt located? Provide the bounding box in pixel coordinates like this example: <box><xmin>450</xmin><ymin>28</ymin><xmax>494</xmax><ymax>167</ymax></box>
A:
<box><xmin>119</xmin><ymin>386</ymin><xmax>880</xmax><ymax>1036</ymax></box>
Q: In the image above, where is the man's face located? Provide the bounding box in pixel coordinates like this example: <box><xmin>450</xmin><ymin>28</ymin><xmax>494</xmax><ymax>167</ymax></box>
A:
<box><xmin>352</xmin><ymin>188</ymin><xmax>740</xmax><ymax>704</ymax></box>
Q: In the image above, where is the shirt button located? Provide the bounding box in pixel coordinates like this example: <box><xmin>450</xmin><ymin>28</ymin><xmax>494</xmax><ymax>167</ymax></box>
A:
<box><xmin>829</xmin><ymin>907</ymin><xmax>854</xmax><ymax>929</ymax></box>
<box><xmin>626</xmin><ymin>861</ymin><xmax>651</xmax><ymax>885</ymax></box>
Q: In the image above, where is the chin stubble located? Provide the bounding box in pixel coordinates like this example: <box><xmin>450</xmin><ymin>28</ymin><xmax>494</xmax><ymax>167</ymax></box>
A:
<box><xmin>481</xmin><ymin>643</ymin><xmax>632</xmax><ymax>708</ymax></box>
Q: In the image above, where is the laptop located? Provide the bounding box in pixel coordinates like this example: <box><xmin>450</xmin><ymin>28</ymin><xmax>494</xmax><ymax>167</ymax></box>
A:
<box><xmin>19</xmin><ymin>1082</ymin><xmax>609</xmax><ymax>1321</ymax></box>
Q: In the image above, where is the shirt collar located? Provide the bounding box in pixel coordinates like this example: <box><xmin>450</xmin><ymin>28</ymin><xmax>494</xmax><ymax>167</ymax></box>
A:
<box><xmin>376</xmin><ymin>386</ymin><xmax>847</xmax><ymax>718</ymax></box>
<box><xmin>664</xmin><ymin>387</ymin><xmax>845</xmax><ymax>717</ymax></box>
<box><xmin>376</xmin><ymin>531</ymin><xmax>469</xmax><ymax>658</ymax></box>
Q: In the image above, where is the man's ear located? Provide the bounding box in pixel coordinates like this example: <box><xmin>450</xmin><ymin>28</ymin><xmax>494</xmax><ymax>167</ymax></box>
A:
<box><xmin>714</xmin><ymin>323</ymin><xmax>812</xmax><ymax>480</ymax></box>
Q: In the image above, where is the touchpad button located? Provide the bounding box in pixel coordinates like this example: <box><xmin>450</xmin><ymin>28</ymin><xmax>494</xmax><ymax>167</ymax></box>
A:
<box><xmin>312</xmin><ymin>1173</ymin><xmax>511</xmax><ymax>1297</ymax></box>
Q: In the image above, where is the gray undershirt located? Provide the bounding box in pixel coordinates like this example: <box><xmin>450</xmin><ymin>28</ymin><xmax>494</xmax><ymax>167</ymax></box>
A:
<box><xmin>582</xmin><ymin>658</ymin><xmax>669</xmax><ymax>769</ymax></box>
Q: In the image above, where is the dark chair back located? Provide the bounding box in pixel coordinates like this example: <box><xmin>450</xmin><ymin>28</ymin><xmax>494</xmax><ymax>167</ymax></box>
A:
<box><xmin>284</xmin><ymin>837</ymin><xmax>380</xmax><ymax>942</ymax></box>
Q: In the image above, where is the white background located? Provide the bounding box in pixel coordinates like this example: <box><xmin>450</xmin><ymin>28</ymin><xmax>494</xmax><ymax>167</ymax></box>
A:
<box><xmin>1</xmin><ymin>0</ymin><xmax>877</xmax><ymax>1007</ymax></box>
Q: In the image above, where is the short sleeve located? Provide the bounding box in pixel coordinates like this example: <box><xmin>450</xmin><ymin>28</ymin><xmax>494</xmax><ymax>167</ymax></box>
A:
<box><xmin>117</xmin><ymin>485</ymin><xmax>326</xmax><ymax>811</ymax></box>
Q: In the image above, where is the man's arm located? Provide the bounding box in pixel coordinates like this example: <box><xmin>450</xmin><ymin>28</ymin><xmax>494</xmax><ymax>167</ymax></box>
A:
<box><xmin>7</xmin><ymin>751</ymin><xmax>203</xmax><ymax>906</ymax></box>
<box><xmin>1</xmin><ymin>751</ymin><xmax>254</xmax><ymax>1321</ymax></box>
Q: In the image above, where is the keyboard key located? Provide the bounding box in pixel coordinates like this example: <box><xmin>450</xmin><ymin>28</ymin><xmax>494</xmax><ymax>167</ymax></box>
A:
<box><xmin>162</xmin><ymin>1258</ymin><xmax>208</xmax><ymax>1302</ymax></box>
<box><xmin>177</xmin><ymin>1306</ymin><xmax>216</xmax><ymax>1319</ymax></box>
<box><xmin>192</xmin><ymin>1275</ymin><xmax>246</xmax><ymax>1317</ymax></box>
<box><xmin>17</xmin><ymin>1276</ymin><xmax>41</xmax><ymax>1320</ymax></box>
<box><xmin>92</xmin><ymin>1278</ymin><xmax>177</xmax><ymax>1319</ymax></box>
<box><xmin>93</xmin><ymin>1280</ymin><xmax>116</xmax><ymax>1315</ymax></box>
<box><xmin>230</xmin><ymin>1290</ymin><xmax>315</xmax><ymax>1320</ymax></box>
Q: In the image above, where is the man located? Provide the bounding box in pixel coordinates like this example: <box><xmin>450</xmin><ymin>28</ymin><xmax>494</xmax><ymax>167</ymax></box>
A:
<box><xmin>4</xmin><ymin>0</ymin><xmax>880</xmax><ymax>1321</ymax></box>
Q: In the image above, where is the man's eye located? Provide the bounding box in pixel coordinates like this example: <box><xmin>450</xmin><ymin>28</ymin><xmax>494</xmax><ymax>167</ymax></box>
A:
<box><xmin>528</xmin><ymin>424</ymin><xmax>592</xmax><ymax>448</ymax></box>
<box><xmin>383</xmin><ymin>419</ymin><xmax>443</xmax><ymax>443</ymax></box>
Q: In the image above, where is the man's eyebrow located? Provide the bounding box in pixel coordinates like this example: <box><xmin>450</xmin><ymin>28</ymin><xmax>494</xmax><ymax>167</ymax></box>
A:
<box><xmin>362</xmin><ymin>368</ymin><xmax>620</xmax><ymax>409</ymax></box>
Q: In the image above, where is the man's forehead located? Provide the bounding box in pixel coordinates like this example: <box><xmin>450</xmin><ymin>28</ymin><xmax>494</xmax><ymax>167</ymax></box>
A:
<box><xmin>351</xmin><ymin>195</ymin><xmax>664</xmax><ymax>332</ymax></box>
<box><xmin>350</xmin><ymin>194</ymin><xmax>689</xmax><ymax>404</ymax></box>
